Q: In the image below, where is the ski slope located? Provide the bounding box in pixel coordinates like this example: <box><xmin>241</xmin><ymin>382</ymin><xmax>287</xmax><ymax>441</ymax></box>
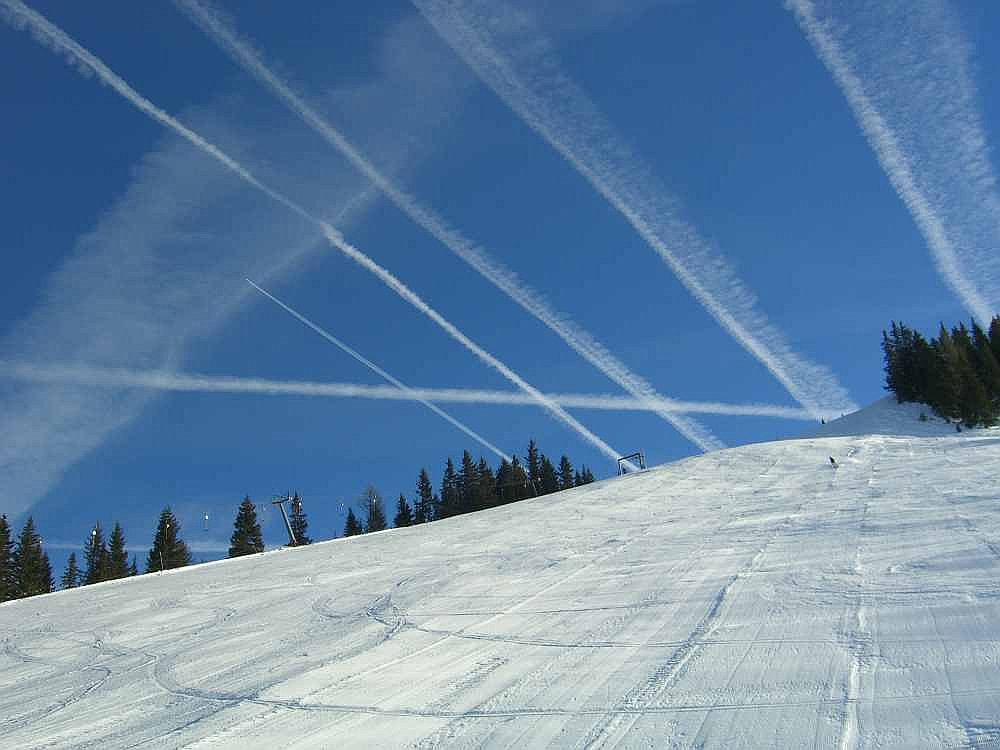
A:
<box><xmin>2</xmin><ymin>400</ymin><xmax>1000</xmax><ymax>748</ymax></box>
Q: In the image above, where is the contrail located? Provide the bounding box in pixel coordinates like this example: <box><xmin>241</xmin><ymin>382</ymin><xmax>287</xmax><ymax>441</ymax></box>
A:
<box><xmin>788</xmin><ymin>0</ymin><xmax>998</xmax><ymax>326</ymax></box>
<box><xmin>0</xmin><ymin>361</ymin><xmax>815</xmax><ymax>420</ymax></box>
<box><xmin>0</xmin><ymin>0</ymin><xmax>625</xmax><ymax>463</ymax></box>
<box><xmin>172</xmin><ymin>0</ymin><xmax>724</xmax><ymax>452</ymax></box>
<box><xmin>246</xmin><ymin>279</ymin><xmax>509</xmax><ymax>461</ymax></box>
<box><xmin>411</xmin><ymin>0</ymin><xmax>857</xmax><ymax>421</ymax></box>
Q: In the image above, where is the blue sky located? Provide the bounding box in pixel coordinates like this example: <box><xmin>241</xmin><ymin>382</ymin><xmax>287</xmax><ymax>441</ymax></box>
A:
<box><xmin>2</xmin><ymin>0</ymin><xmax>998</xmax><ymax>575</ymax></box>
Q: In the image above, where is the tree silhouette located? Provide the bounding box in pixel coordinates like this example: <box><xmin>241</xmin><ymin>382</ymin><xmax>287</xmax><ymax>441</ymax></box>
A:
<box><xmin>229</xmin><ymin>497</ymin><xmax>264</xmax><ymax>557</ymax></box>
<box><xmin>145</xmin><ymin>507</ymin><xmax>192</xmax><ymax>573</ymax></box>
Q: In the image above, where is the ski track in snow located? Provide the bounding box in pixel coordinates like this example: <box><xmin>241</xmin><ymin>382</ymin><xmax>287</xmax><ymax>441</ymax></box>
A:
<box><xmin>1</xmin><ymin>400</ymin><xmax>1000</xmax><ymax>748</ymax></box>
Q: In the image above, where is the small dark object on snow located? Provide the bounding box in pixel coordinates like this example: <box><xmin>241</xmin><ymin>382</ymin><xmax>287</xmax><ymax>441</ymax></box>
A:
<box><xmin>956</xmin><ymin>423</ymin><xmax>962</xmax><ymax>433</ymax></box>
<box><xmin>829</xmin><ymin>456</ymin><xmax>838</xmax><ymax>467</ymax></box>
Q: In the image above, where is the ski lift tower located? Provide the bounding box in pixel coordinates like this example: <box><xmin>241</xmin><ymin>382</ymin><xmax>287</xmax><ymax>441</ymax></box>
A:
<box><xmin>272</xmin><ymin>495</ymin><xmax>298</xmax><ymax>547</ymax></box>
<box><xmin>617</xmin><ymin>451</ymin><xmax>646</xmax><ymax>476</ymax></box>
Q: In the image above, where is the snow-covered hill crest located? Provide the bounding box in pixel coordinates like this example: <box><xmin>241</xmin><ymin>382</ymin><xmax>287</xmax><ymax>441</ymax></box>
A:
<box><xmin>2</xmin><ymin>399</ymin><xmax>999</xmax><ymax>748</ymax></box>
<box><xmin>812</xmin><ymin>395</ymin><xmax>994</xmax><ymax>438</ymax></box>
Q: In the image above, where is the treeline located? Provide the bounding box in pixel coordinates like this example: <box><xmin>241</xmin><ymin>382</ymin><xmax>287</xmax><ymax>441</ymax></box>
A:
<box><xmin>882</xmin><ymin>316</ymin><xmax>1000</xmax><ymax>427</ymax></box>
<box><xmin>342</xmin><ymin>439</ymin><xmax>595</xmax><ymax>537</ymax></box>
<box><xmin>0</xmin><ymin>514</ymin><xmax>53</xmax><ymax>601</ymax></box>
<box><xmin>1</xmin><ymin>439</ymin><xmax>593</xmax><ymax>603</ymax></box>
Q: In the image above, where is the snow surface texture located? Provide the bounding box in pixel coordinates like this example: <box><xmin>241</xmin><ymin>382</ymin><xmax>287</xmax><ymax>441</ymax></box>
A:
<box><xmin>2</xmin><ymin>401</ymin><xmax>999</xmax><ymax>748</ymax></box>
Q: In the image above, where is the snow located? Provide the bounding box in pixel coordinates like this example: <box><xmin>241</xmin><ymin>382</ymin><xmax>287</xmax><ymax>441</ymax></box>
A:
<box><xmin>3</xmin><ymin>400</ymin><xmax>1000</xmax><ymax>748</ymax></box>
<box><xmin>811</xmin><ymin>396</ymin><xmax>980</xmax><ymax>438</ymax></box>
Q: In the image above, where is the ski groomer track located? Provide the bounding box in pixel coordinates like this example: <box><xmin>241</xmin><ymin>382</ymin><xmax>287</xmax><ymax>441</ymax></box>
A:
<box><xmin>1</xmin><ymin>399</ymin><xmax>998</xmax><ymax>748</ymax></box>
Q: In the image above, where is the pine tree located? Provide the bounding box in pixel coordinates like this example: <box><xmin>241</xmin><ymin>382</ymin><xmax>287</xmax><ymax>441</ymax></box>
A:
<box><xmin>879</xmin><ymin>317</ymin><xmax>1000</xmax><ymax>427</ymax></box>
<box><xmin>574</xmin><ymin>470</ymin><xmax>583</xmax><ymax>487</ymax></box>
<box><xmin>580</xmin><ymin>466</ymin><xmax>595</xmax><ymax>484</ymax></box>
<box><xmin>929</xmin><ymin>324</ymin><xmax>963</xmax><ymax>419</ymax></box>
<box><xmin>393</xmin><ymin>494</ymin><xmax>414</xmax><ymax>528</ymax></box>
<box><xmin>83</xmin><ymin>522</ymin><xmax>110</xmax><ymax>585</ymax></box>
<box><xmin>526</xmin><ymin>439</ymin><xmax>541</xmax><ymax>489</ymax></box>
<box><xmin>539</xmin><ymin>455</ymin><xmax>560</xmax><ymax>495</ymax></box>
<box><xmin>107</xmin><ymin>522</ymin><xmax>130</xmax><ymax>579</ymax></box>
<box><xmin>61</xmin><ymin>552</ymin><xmax>81</xmax><ymax>589</ymax></box>
<box><xmin>509</xmin><ymin>456</ymin><xmax>532</xmax><ymax>501</ymax></box>
<box><xmin>0</xmin><ymin>514</ymin><xmax>13</xmax><ymax>602</ymax></box>
<box><xmin>414</xmin><ymin>469</ymin><xmax>435</xmax><ymax>524</ymax></box>
<box><xmin>362</xmin><ymin>486</ymin><xmax>388</xmax><ymax>533</ymax></box>
<box><xmin>343</xmin><ymin>508</ymin><xmax>363</xmax><ymax>537</ymax></box>
<box><xmin>459</xmin><ymin>451</ymin><xmax>478</xmax><ymax>514</ymax></box>
<box><xmin>476</xmin><ymin>457</ymin><xmax>496</xmax><ymax>511</ymax></box>
<box><xmin>128</xmin><ymin>556</ymin><xmax>139</xmax><ymax>577</ymax></box>
<box><xmin>145</xmin><ymin>507</ymin><xmax>192</xmax><ymax>573</ymax></box>
<box><xmin>990</xmin><ymin>316</ymin><xmax>1000</xmax><ymax>364</ymax></box>
<box><xmin>972</xmin><ymin>323</ymin><xmax>1000</xmax><ymax>407</ymax></box>
<box><xmin>229</xmin><ymin>497</ymin><xmax>264</xmax><ymax>557</ymax></box>
<box><xmin>882</xmin><ymin>324</ymin><xmax>900</xmax><ymax>398</ymax></box>
<box><xmin>439</xmin><ymin>458</ymin><xmax>460</xmax><ymax>519</ymax></box>
<box><xmin>558</xmin><ymin>455</ymin><xmax>575</xmax><ymax>490</ymax></box>
<box><xmin>12</xmin><ymin>517</ymin><xmax>53</xmax><ymax>598</ymax></box>
<box><xmin>494</xmin><ymin>458</ymin><xmax>513</xmax><ymax>504</ymax></box>
<box><xmin>289</xmin><ymin>493</ymin><xmax>312</xmax><ymax>545</ymax></box>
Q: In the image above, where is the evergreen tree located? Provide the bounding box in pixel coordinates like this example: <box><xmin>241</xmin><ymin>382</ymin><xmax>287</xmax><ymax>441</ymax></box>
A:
<box><xmin>439</xmin><ymin>458</ymin><xmax>461</xmax><ymax>519</ymax></box>
<box><xmin>414</xmin><ymin>468</ymin><xmax>435</xmax><ymax>524</ymax></box>
<box><xmin>459</xmin><ymin>451</ymin><xmax>478</xmax><ymax>514</ymax></box>
<box><xmin>145</xmin><ymin>507</ymin><xmax>192</xmax><ymax>573</ymax></box>
<box><xmin>107</xmin><ymin>522</ymin><xmax>130</xmax><ymax>579</ymax></box>
<box><xmin>393</xmin><ymin>494</ymin><xmax>414</xmax><ymax>528</ymax></box>
<box><xmin>580</xmin><ymin>466</ymin><xmax>595</xmax><ymax>484</ymax></box>
<box><xmin>932</xmin><ymin>324</ymin><xmax>964</xmax><ymax>420</ymax></box>
<box><xmin>289</xmin><ymin>493</ymin><xmax>312</xmax><ymax>545</ymax></box>
<box><xmin>558</xmin><ymin>455</ymin><xmax>575</xmax><ymax>490</ymax></box>
<box><xmin>128</xmin><ymin>556</ymin><xmax>139</xmax><ymax>577</ymax></box>
<box><xmin>343</xmin><ymin>507</ymin><xmax>363</xmax><ymax>537</ymax></box>
<box><xmin>972</xmin><ymin>323</ymin><xmax>1000</xmax><ymax>406</ymax></box>
<box><xmin>476</xmin><ymin>457</ymin><xmax>496</xmax><ymax>511</ymax></box>
<box><xmin>83</xmin><ymin>522</ymin><xmax>110</xmax><ymax>585</ymax></box>
<box><xmin>61</xmin><ymin>552</ymin><xmax>81</xmax><ymax>589</ymax></box>
<box><xmin>229</xmin><ymin>497</ymin><xmax>264</xmax><ymax>557</ymax></box>
<box><xmin>990</xmin><ymin>316</ymin><xmax>1000</xmax><ymax>364</ymax></box>
<box><xmin>12</xmin><ymin>517</ymin><xmax>53</xmax><ymax>598</ymax></box>
<box><xmin>494</xmin><ymin>458</ymin><xmax>513</xmax><ymax>504</ymax></box>
<box><xmin>574</xmin><ymin>470</ymin><xmax>583</xmax><ymax>487</ymax></box>
<box><xmin>362</xmin><ymin>486</ymin><xmax>388</xmax><ymax>533</ymax></box>
<box><xmin>881</xmin><ymin>317</ymin><xmax>1000</xmax><ymax>427</ymax></box>
<box><xmin>526</xmin><ymin>439</ymin><xmax>541</xmax><ymax>489</ymax></box>
<box><xmin>0</xmin><ymin>514</ymin><xmax>13</xmax><ymax>602</ymax></box>
<box><xmin>510</xmin><ymin>456</ymin><xmax>532</xmax><ymax>501</ymax></box>
<box><xmin>539</xmin><ymin>455</ymin><xmax>560</xmax><ymax>495</ymax></box>
<box><xmin>497</xmin><ymin>455</ymin><xmax>532</xmax><ymax>503</ymax></box>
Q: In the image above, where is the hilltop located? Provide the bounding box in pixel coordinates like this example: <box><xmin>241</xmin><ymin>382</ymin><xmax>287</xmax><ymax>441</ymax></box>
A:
<box><xmin>2</xmin><ymin>399</ymin><xmax>999</xmax><ymax>748</ymax></box>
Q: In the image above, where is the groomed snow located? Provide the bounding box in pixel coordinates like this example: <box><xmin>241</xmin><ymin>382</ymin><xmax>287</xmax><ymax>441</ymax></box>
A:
<box><xmin>2</xmin><ymin>401</ymin><xmax>999</xmax><ymax>748</ymax></box>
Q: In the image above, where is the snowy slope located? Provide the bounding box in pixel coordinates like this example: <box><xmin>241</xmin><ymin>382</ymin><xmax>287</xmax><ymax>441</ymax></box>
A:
<box><xmin>811</xmin><ymin>396</ymin><xmax>984</xmax><ymax>439</ymax></box>
<box><xmin>2</xmin><ymin>401</ymin><xmax>1000</xmax><ymax>749</ymax></box>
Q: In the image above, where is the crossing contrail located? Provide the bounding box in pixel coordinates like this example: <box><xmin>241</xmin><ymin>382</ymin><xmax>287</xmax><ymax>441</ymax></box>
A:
<box><xmin>0</xmin><ymin>361</ymin><xmax>815</xmax><ymax>420</ymax></box>
<box><xmin>411</xmin><ymin>0</ymin><xmax>857</xmax><ymax>421</ymax></box>
<box><xmin>788</xmin><ymin>0</ymin><xmax>998</xmax><ymax>326</ymax></box>
<box><xmin>172</xmin><ymin>0</ymin><xmax>724</xmax><ymax>452</ymax></box>
<box><xmin>0</xmin><ymin>0</ymin><xmax>626</xmax><ymax>463</ymax></box>
<box><xmin>247</xmin><ymin>279</ymin><xmax>510</xmax><ymax>461</ymax></box>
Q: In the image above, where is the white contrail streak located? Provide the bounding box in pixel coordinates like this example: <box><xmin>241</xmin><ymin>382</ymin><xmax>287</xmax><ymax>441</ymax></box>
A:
<box><xmin>788</xmin><ymin>0</ymin><xmax>998</xmax><ymax>326</ymax></box>
<box><xmin>172</xmin><ymin>0</ymin><xmax>724</xmax><ymax>452</ymax></box>
<box><xmin>411</xmin><ymin>0</ymin><xmax>857</xmax><ymax>421</ymax></box>
<box><xmin>0</xmin><ymin>361</ymin><xmax>815</xmax><ymax>420</ymax></box>
<box><xmin>246</xmin><ymin>279</ymin><xmax>509</xmax><ymax>461</ymax></box>
<box><xmin>0</xmin><ymin>0</ymin><xmax>625</xmax><ymax>463</ymax></box>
